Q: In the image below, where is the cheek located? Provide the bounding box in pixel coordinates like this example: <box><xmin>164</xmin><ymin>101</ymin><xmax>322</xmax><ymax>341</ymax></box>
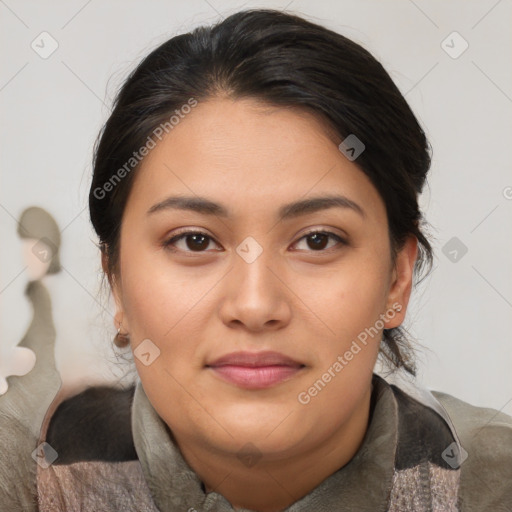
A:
<box><xmin>120</xmin><ymin>236</ymin><xmax>188</xmax><ymax>336</ymax></box>
<box><xmin>120</xmin><ymin>245</ymin><xmax>216</xmax><ymax>377</ymax></box>
<box><xmin>295</xmin><ymin>252</ymin><xmax>390</xmax><ymax>340</ymax></box>
<box><xmin>122</xmin><ymin>269</ymin><xmax>200</xmax><ymax>349</ymax></box>
<box><xmin>292</xmin><ymin>260</ymin><xmax>387</xmax><ymax>432</ymax></box>
<box><xmin>292</xmin><ymin>253</ymin><xmax>391</xmax><ymax>406</ymax></box>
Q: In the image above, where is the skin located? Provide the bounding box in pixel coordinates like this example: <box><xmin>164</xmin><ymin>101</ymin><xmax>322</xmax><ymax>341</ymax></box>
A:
<box><xmin>106</xmin><ymin>97</ymin><xmax>418</xmax><ymax>511</ymax></box>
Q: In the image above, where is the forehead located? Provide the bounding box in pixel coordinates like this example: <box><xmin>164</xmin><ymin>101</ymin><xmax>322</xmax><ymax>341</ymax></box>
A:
<box><xmin>126</xmin><ymin>97</ymin><xmax>386</xmax><ymax>223</ymax></box>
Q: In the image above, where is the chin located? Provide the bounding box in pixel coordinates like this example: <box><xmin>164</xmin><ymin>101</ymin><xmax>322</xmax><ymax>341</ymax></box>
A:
<box><xmin>219</xmin><ymin>410</ymin><xmax>309</xmax><ymax>449</ymax></box>
<box><xmin>220</xmin><ymin>429</ymin><xmax>305</xmax><ymax>460</ymax></box>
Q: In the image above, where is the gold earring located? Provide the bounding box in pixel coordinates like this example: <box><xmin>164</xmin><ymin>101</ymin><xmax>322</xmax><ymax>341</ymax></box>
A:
<box><xmin>114</xmin><ymin>322</ymin><xmax>130</xmax><ymax>348</ymax></box>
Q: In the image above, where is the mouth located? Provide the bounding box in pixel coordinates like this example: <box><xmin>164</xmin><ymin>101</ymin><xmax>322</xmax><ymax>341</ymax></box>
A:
<box><xmin>206</xmin><ymin>351</ymin><xmax>305</xmax><ymax>390</ymax></box>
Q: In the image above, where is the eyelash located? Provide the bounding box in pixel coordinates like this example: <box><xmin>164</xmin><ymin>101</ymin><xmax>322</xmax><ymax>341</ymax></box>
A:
<box><xmin>162</xmin><ymin>228</ymin><xmax>347</xmax><ymax>255</ymax></box>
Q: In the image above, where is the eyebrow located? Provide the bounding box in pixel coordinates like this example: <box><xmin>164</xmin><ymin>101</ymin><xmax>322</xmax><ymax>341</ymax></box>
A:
<box><xmin>147</xmin><ymin>194</ymin><xmax>366</xmax><ymax>220</ymax></box>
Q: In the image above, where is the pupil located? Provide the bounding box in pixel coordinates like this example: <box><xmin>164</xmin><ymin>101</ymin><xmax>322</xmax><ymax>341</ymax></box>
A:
<box><xmin>308</xmin><ymin>233</ymin><xmax>327</xmax><ymax>250</ymax></box>
<box><xmin>187</xmin><ymin>234</ymin><xmax>208</xmax><ymax>251</ymax></box>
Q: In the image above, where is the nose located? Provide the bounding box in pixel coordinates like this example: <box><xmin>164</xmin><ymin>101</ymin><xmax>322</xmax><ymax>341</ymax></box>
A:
<box><xmin>218</xmin><ymin>245</ymin><xmax>292</xmax><ymax>332</ymax></box>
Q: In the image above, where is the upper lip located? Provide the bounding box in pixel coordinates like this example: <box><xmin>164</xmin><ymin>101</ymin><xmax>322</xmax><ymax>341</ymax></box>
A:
<box><xmin>207</xmin><ymin>351</ymin><xmax>304</xmax><ymax>368</ymax></box>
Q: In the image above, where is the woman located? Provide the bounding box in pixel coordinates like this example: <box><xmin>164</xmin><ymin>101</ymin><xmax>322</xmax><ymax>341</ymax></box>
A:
<box><xmin>1</xmin><ymin>8</ymin><xmax>511</xmax><ymax>512</ymax></box>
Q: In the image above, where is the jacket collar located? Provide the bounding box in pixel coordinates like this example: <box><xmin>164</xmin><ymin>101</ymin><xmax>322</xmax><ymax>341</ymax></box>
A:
<box><xmin>131</xmin><ymin>373</ymin><xmax>397</xmax><ymax>511</ymax></box>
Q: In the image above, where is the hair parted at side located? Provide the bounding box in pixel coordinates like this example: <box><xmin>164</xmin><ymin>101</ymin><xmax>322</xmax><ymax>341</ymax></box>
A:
<box><xmin>89</xmin><ymin>8</ymin><xmax>433</xmax><ymax>374</ymax></box>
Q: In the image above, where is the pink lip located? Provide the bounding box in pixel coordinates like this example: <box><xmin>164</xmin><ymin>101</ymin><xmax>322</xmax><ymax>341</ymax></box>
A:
<box><xmin>206</xmin><ymin>351</ymin><xmax>305</xmax><ymax>390</ymax></box>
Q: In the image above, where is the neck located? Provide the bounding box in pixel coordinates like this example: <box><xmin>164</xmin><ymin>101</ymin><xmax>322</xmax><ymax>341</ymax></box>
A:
<box><xmin>176</xmin><ymin>384</ymin><xmax>373</xmax><ymax>512</ymax></box>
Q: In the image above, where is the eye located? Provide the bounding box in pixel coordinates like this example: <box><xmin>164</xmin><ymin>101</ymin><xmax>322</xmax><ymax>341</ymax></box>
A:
<box><xmin>292</xmin><ymin>230</ymin><xmax>347</xmax><ymax>252</ymax></box>
<box><xmin>162</xmin><ymin>228</ymin><xmax>347</xmax><ymax>254</ymax></box>
<box><xmin>162</xmin><ymin>230</ymin><xmax>221</xmax><ymax>253</ymax></box>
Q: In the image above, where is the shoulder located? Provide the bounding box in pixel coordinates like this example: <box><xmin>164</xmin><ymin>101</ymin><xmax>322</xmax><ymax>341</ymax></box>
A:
<box><xmin>432</xmin><ymin>389</ymin><xmax>512</xmax><ymax>457</ymax></box>
<box><xmin>45</xmin><ymin>384</ymin><xmax>138</xmax><ymax>464</ymax></box>
<box><xmin>431</xmin><ymin>390</ymin><xmax>512</xmax><ymax>510</ymax></box>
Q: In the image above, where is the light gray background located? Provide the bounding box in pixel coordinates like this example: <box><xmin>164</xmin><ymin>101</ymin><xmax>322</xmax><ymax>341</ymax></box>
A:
<box><xmin>1</xmin><ymin>0</ymin><xmax>511</xmax><ymax>413</ymax></box>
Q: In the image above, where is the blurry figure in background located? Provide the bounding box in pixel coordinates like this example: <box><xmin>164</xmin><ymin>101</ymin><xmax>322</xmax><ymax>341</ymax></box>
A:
<box><xmin>0</xmin><ymin>206</ymin><xmax>62</xmax><ymax>509</ymax></box>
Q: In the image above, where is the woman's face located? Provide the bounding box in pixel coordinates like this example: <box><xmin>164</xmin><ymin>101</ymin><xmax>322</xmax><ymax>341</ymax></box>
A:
<box><xmin>112</xmin><ymin>97</ymin><xmax>416</xmax><ymax>463</ymax></box>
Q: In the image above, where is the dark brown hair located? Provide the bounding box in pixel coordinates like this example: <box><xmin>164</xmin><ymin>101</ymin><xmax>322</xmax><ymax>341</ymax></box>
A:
<box><xmin>89</xmin><ymin>8</ymin><xmax>433</xmax><ymax>375</ymax></box>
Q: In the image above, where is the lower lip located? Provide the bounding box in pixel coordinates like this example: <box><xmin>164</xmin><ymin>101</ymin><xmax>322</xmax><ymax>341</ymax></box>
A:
<box><xmin>208</xmin><ymin>365</ymin><xmax>303</xmax><ymax>389</ymax></box>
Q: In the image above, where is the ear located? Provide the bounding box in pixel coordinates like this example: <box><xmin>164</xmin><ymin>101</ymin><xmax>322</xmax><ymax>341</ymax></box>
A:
<box><xmin>101</xmin><ymin>249</ymin><xmax>126</xmax><ymax>331</ymax></box>
<box><xmin>384</xmin><ymin>236</ymin><xmax>418</xmax><ymax>329</ymax></box>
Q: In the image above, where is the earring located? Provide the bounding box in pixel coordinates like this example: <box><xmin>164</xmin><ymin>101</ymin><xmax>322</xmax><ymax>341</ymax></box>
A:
<box><xmin>114</xmin><ymin>322</ymin><xmax>130</xmax><ymax>347</ymax></box>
